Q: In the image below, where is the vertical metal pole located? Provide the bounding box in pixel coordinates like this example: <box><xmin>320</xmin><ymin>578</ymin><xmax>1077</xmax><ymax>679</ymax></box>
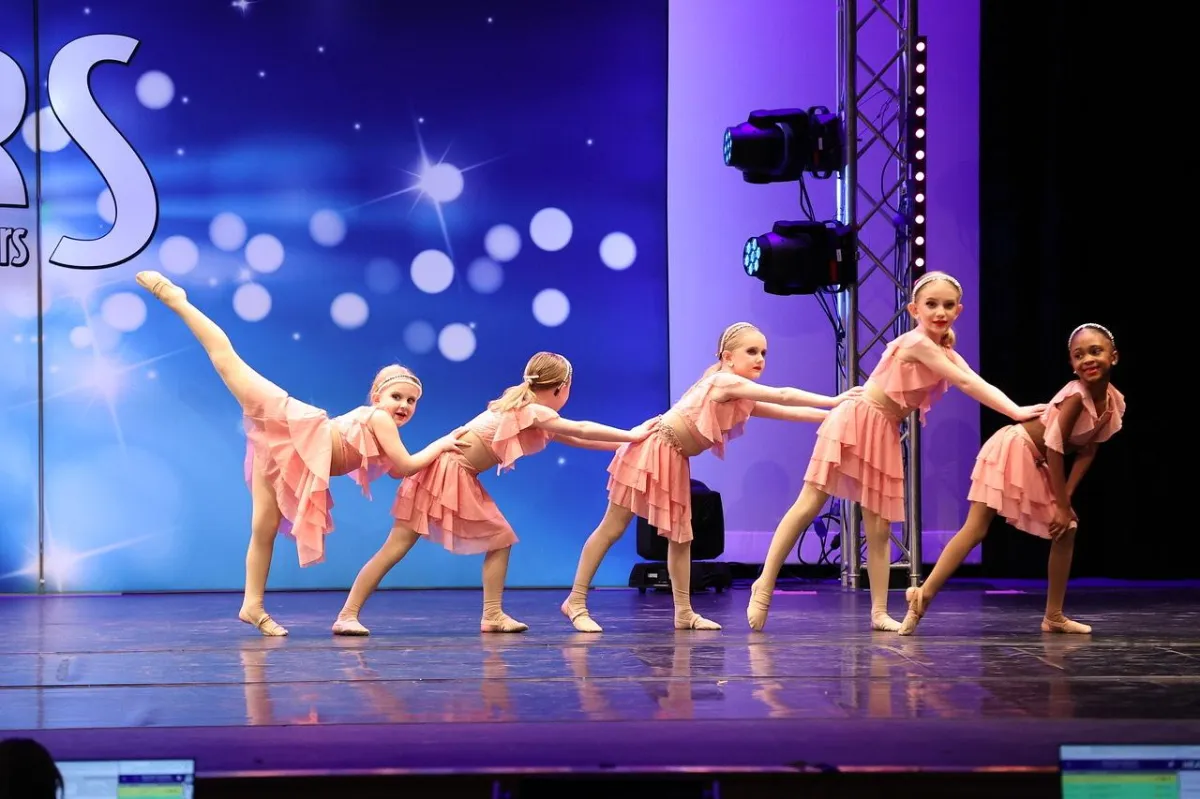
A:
<box><xmin>32</xmin><ymin>0</ymin><xmax>47</xmax><ymax>593</ymax></box>
<box><xmin>837</xmin><ymin>0</ymin><xmax>861</xmax><ymax>589</ymax></box>
<box><xmin>907</xmin><ymin>425</ymin><xmax>922</xmax><ymax>583</ymax></box>
<box><xmin>902</xmin><ymin>0</ymin><xmax>922</xmax><ymax>584</ymax></box>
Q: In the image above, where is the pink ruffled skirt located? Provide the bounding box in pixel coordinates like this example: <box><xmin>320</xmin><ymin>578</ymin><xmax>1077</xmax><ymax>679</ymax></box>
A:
<box><xmin>607</xmin><ymin>423</ymin><xmax>692</xmax><ymax>543</ymax></box>
<box><xmin>967</xmin><ymin>424</ymin><xmax>1057</xmax><ymax>539</ymax></box>
<box><xmin>241</xmin><ymin>379</ymin><xmax>335</xmax><ymax>568</ymax></box>
<box><xmin>804</xmin><ymin>395</ymin><xmax>906</xmax><ymax>522</ymax></box>
<box><xmin>392</xmin><ymin>451</ymin><xmax>518</xmax><ymax>554</ymax></box>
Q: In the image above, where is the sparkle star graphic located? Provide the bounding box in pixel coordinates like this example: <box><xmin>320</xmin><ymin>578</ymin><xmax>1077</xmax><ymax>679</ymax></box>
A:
<box><xmin>348</xmin><ymin>118</ymin><xmax>503</xmax><ymax>258</ymax></box>
<box><xmin>7</xmin><ymin>268</ymin><xmax>187</xmax><ymax>459</ymax></box>
<box><xmin>0</xmin><ymin>522</ymin><xmax>156</xmax><ymax>592</ymax></box>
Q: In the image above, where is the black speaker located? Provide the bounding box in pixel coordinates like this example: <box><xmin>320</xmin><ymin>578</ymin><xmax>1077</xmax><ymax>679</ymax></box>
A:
<box><xmin>628</xmin><ymin>480</ymin><xmax>731</xmax><ymax>595</ymax></box>
<box><xmin>635</xmin><ymin>479</ymin><xmax>725</xmax><ymax>561</ymax></box>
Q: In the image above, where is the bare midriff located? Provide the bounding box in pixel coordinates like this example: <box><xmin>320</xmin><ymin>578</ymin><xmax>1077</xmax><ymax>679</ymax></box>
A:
<box><xmin>659</xmin><ymin>410</ymin><xmax>709</xmax><ymax>457</ymax></box>
<box><xmin>328</xmin><ymin>427</ymin><xmax>356</xmax><ymax>477</ymax></box>
<box><xmin>1019</xmin><ymin>419</ymin><xmax>1050</xmax><ymax>458</ymax></box>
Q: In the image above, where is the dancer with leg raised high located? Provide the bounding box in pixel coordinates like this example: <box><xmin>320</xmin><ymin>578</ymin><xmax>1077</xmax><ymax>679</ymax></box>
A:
<box><xmin>136</xmin><ymin>271</ymin><xmax>465</xmax><ymax>636</ymax></box>
<box><xmin>746</xmin><ymin>272</ymin><xmax>1046</xmax><ymax>632</ymax></box>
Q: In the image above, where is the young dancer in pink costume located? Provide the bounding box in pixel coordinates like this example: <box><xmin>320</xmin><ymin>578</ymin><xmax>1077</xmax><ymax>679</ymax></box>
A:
<box><xmin>746</xmin><ymin>272</ymin><xmax>1048</xmax><ymax>632</ymax></box>
<box><xmin>898</xmin><ymin>323</ymin><xmax>1124</xmax><ymax>636</ymax></box>
<box><xmin>136</xmin><ymin>271</ymin><xmax>466</xmax><ymax>637</ymax></box>
<box><xmin>333</xmin><ymin>352</ymin><xmax>657</xmax><ymax>636</ymax></box>
<box><xmin>561</xmin><ymin>322</ymin><xmax>861</xmax><ymax>633</ymax></box>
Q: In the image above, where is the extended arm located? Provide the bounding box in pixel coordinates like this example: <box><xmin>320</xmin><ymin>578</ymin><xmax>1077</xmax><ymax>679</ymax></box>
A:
<box><xmin>751</xmin><ymin>402</ymin><xmax>829</xmax><ymax>423</ymax></box>
<box><xmin>715</xmin><ymin>380</ymin><xmax>848</xmax><ymax>408</ymax></box>
<box><xmin>535</xmin><ymin>414</ymin><xmax>653</xmax><ymax>443</ymax></box>
<box><xmin>555</xmin><ymin>434</ymin><xmax>623</xmax><ymax>452</ymax></box>
<box><xmin>371</xmin><ymin>414</ymin><xmax>464</xmax><ymax>477</ymax></box>
<box><xmin>907</xmin><ymin>340</ymin><xmax>1039</xmax><ymax>420</ymax></box>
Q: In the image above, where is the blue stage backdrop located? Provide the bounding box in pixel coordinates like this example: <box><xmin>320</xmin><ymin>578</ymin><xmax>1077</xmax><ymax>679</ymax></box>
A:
<box><xmin>0</xmin><ymin>0</ymin><xmax>668</xmax><ymax>593</ymax></box>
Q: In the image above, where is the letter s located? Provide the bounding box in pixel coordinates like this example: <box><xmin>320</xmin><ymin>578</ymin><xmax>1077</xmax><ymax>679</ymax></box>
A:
<box><xmin>0</xmin><ymin>51</ymin><xmax>30</xmax><ymax>209</ymax></box>
<box><xmin>8</xmin><ymin>228</ymin><xmax>30</xmax><ymax>267</ymax></box>
<box><xmin>47</xmin><ymin>35</ymin><xmax>158</xmax><ymax>270</ymax></box>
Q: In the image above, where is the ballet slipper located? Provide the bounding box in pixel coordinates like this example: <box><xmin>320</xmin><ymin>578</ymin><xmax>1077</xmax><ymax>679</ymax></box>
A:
<box><xmin>239</xmin><ymin>609</ymin><xmax>288</xmax><ymax>637</ymax></box>
<box><xmin>1041</xmin><ymin>615</ymin><xmax>1092</xmax><ymax>635</ymax></box>
<box><xmin>481</xmin><ymin>613</ymin><xmax>529</xmax><ymax>633</ymax></box>
<box><xmin>332</xmin><ymin>616</ymin><xmax>370</xmax><ymax>636</ymax></box>
<box><xmin>746</xmin><ymin>579</ymin><xmax>772</xmax><ymax>631</ymax></box>
<box><xmin>675</xmin><ymin>610</ymin><xmax>721</xmax><ymax>631</ymax></box>
<box><xmin>561</xmin><ymin>599</ymin><xmax>602</xmax><ymax>633</ymax></box>
<box><xmin>871</xmin><ymin>612</ymin><xmax>902</xmax><ymax>632</ymax></box>
<box><xmin>897</xmin><ymin>586</ymin><xmax>927</xmax><ymax>636</ymax></box>
<box><xmin>135</xmin><ymin>270</ymin><xmax>186</xmax><ymax>307</ymax></box>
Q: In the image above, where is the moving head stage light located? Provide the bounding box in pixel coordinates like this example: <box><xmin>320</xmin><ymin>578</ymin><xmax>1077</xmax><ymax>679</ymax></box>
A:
<box><xmin>743</xmin><ymin>220</ymin><xmax>857</xmax><ymax>296</ymax></box>
<box><xmin>723</xmin><ymin>107</ymin><xmax>840</xmax><ymax>183</ymax></box>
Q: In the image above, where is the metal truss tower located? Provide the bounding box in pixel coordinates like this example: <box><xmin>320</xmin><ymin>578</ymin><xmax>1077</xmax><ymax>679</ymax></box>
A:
<box><xmin>834</xmin><ymin>0</ymin><xmax>923</xmax><ymax>589</ymax></box>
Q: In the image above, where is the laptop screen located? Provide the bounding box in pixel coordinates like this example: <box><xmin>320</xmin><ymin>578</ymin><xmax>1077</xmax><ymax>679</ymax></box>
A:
<box><xmin>56</xmin><ymin>759</ymin><xmax>195</xmax><ymax>799</ymax></box>
<box><xmin>1060</xmin><ymin>745</ymin><xmax>1200</xmax><ymax>797</ymax></box>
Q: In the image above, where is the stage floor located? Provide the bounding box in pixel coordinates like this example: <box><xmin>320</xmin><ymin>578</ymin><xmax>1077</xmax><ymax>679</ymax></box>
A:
<box><xmin>2</xmin><ymin>581</ymin><xmax>1198</xmax><ymax>775</ymax></box>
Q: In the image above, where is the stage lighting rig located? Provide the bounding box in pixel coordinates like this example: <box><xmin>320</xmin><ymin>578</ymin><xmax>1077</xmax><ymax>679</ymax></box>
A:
<box><xmin>908</xmin><ymin>35</ymin><xmax>928</xmax><ymax>273</ymax></box>
<box><xmin>742</xmin><ymin>220</ymin><xmax>856</xmax><ymax>296</ymax></box>
<box><xmin>723</xmin><ymin>107</ymin><xmax>840</xmax><ymax>183</ymax></box>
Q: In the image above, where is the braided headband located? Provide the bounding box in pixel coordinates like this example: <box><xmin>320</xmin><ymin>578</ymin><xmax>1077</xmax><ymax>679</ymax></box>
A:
<box><xmin>911</xmin><ymin>273</ymin><xmax>962</xmax><ymax>302</ymax></box>
<box><xmin>525</xmin><ymin>357</ymin><xmax>573</xmax><ymax>387</ymax></box>
<box><xmin>716</xmin><ymin>322</ymin><xmax>756</xmax><ymax>357</ymax></box>
<box><xmin>376</xmin><ymin>374</ymin><xmax>422</xmax><ymax>395</ymax></box>
<box><xmin>1069</xmin><ymin>323</ymin><xmax>1115</xmax><ymax>347</ymax></box>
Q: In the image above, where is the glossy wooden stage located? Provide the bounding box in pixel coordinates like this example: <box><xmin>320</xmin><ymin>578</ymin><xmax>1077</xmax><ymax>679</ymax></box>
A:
<box><xmin>1</xmin><ymin>581</ymin><xmax>1198</xmax><ymax>777</ymax></box>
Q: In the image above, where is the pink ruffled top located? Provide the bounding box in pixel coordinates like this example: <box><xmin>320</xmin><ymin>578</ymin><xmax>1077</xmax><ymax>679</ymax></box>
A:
<box><xmin>466</xmin><ymin>403</ymin><xmax>559</xmax><ymax>473</ymax></box>
<box><xmin>672</xmin><ymin>371</ymin><xmax>756</xmax><ymax>459</ymax></box>
<box><xmin>867</xmin><ymin>329</ymin><xmax>952</xmax><ymax>423</ymax></box>
<box><xmin>332</xmin><ymin>406</ymin><xmax>394</xmax><ymax>498</ymax></box>
<box><xmin>1041</xmin><ymin>380</ymin><xmax>1125</xmax><ymax>454</ymax></box>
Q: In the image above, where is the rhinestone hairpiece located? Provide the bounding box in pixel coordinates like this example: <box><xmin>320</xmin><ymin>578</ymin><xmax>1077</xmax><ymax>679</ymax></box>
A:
<box><xmin>1069</xmin><ymin>323</ymin><xmax>1114</xmax><ymax>347</ymax></box>
<box><xmin>911</xmin><ymin>273</ymin><xmax>962</xmax><ymax>302</ymax></box>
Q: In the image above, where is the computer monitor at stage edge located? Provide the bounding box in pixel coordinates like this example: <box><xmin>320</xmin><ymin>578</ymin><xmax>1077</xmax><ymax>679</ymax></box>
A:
<box><xmin>56</xmin><ymin>759</ymin><xmax>195</xmax><ymax>799</ymax></box>
<box><xmin>1060</xmin><ymin>745</ymin><xmax>1200</xmax><ymax>797</ymax></box>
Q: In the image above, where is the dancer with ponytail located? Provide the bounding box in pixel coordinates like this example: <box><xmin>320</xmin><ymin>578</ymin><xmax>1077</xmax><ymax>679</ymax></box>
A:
<box><xmin>333</xmin><ymin>352</ymin><xmax>657</xmax><ymax>635</ymax></box>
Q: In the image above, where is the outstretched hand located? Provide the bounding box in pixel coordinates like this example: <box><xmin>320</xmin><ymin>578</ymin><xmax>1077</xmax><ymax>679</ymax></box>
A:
<box><xmin>440</xmin><ymin>426</ymin><xmax>472</xmax><ymax>453</ymax></box>
<box><xmin>1012</xmin><ymin>403</ymin><xmax>1047</xmax><ymax>421</ymax></box>
<box><xmin>630</xmin><ymin>416</ymin><xmax>659</xmax><ymax>441</ymax></box>
<box><xmin>835</xmin><ymin>386</ymin><xmax>865</xmax><ymax>405</ymax></box>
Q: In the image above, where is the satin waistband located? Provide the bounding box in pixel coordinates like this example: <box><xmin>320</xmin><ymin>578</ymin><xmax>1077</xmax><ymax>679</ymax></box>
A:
<box><xmin>652</xmin><ymin>419</ymin><xmax>687</xmax><ymax>455</ymax></box>
<box><xmin>856</xmin><ymin>393</ymin><xmax>907</xmax><ymax>424</ymax></box>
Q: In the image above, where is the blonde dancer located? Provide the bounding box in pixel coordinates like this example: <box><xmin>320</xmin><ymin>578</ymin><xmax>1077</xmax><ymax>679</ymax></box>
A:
<box><xmin>562</xmin><ymin>322</ymin><xmax>858</xmax><ymax>633</ymax></box>
<box><xmin>334</xmin><ymin>352</ymin><xmax>656</xmax><ymax>635</ymax></box>
<box><xmin>136</xmin><ymin>270</ymin><xmax>465</xmax><ymax>636</ymax></box>
<box><xmin>746</xmin><ymin>272</ymin><xmax>1046</xmax><ymax>632</ymax></box>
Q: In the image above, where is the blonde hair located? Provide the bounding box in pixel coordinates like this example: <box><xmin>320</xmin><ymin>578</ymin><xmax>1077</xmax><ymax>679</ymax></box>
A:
<box><xmin>702</xmin><ymin>322</ymin><xmax>763</xmax><ymax>378</ymax></box>
<box><xmin>488</xmin><ymin>352</ymin><xmax>573</xmax><ymax>413</ymax></box>
<box><xmin>368</xmin><ymin>364</ymin><xmax>422</xmax><ymax>403</ymax></box>
<box><xmin>911</xmin><ymin>271</ymin><xmax>962</xmax><ymax>348</ymax></box>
